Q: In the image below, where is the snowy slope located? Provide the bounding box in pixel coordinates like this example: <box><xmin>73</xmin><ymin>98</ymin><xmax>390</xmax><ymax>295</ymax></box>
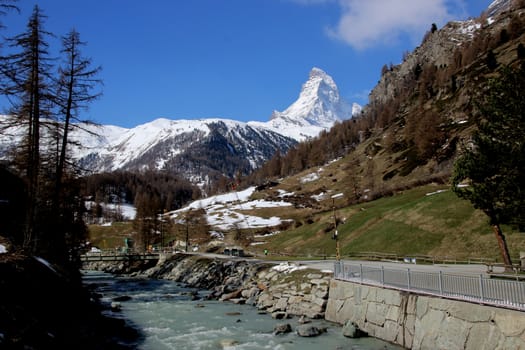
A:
<box><xmin>171</xmin><ymin>186</ymin><xmax>292</xmax><ymax>231</ymax></box>
<box><xmin>70</xmin><ymin>117</ymin><xmax>296</xmax><ymax>174</ymax></box>
<box><xmin>72</xmin><ymin>118</ymin><xmax>214</xmax><ymax>171</ymax></box>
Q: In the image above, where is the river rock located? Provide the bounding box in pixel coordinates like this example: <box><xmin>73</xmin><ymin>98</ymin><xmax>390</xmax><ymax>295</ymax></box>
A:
<box><xmin>112</xmin><ymin>295</ymin><xmax>132</xmax><ymax>302</ymax></box>
<box><xmin>219</xmin><ymin>339</ymin><xmax>239</xmax><ymax>348</ymax></box>
<box><xmin>273</xmin><ymin>323</ymin><xmax>292</xmax><ymax>335</ymax></box>
<box><xmin>298</xmin><ymin>315</ymin><xmax>311</xmax><ymax>324</ymax></box>
<box><xmin>296</xmin><ymin>325</ymin><xmax>327</xmax><ymax>337</ymax></box>
<box><xmin>110</xmin><ymin>302</ymin><xmax>121</xmax><ymax>311</ymax></box>
<box><xmin>220</xmin><ymin>288</ymin><xmax>242</xmax><ymax>301</ymax></box>
<box><xmin>342</xmin><ymin>320</ymin><xmax>367</xmax><ymax>338</ymax></box>
<box><xmin>271</xmin><ymin>311</ymin><xmax>289</xmax><ymax>319</ymax></box>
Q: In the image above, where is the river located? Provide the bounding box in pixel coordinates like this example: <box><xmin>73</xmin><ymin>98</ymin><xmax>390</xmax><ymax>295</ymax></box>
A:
<box><xmin>82</xmin><ymin>270</ymin><xmax>404</xmax><ymax>350</ymax></box>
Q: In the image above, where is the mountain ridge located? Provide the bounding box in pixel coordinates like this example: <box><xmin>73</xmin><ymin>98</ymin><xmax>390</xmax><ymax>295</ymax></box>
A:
<box><xmin>0</xmin><ymin>67</ymin><xmax>357</xmax><ymax>190</ymax></box>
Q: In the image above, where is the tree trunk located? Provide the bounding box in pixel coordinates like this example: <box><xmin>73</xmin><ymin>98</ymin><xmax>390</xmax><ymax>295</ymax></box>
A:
<box><xmin>492</xmin><ymin>224</ymin><xmax>513</xmax><ymax>271</ymax></box>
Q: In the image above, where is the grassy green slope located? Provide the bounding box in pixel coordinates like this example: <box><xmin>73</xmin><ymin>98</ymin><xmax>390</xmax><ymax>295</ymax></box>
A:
<box><xmin>262</xmin><ymin>184</ymin><xmax>523</xmax><ymax>262</ymax></box>
<box><xmin>85</xmin><ymin>184</ymin><xmax>523</xmax><ymax>264</ymax></box>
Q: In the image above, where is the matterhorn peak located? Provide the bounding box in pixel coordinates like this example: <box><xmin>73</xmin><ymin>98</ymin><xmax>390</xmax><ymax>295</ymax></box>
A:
<box><xmin>259</xmin><ymin>67</ymin><xmax>358</xmax><ymax>141</ymax></box>
<box><xmin>308</xmin><ymin>67</ymin><xmax>337</xmax><ymax>87</ymax></box>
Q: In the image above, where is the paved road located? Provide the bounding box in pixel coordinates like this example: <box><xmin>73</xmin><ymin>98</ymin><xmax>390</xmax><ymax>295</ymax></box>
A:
<box><xmin>299</xmin><ymin>259</ymin><xmax>504</xmax><ymax>276</ymax></box>
<box><xmin>180</xmin><ymin>252</ymin><xmax>505</xmax><ymax>277</ymax></box>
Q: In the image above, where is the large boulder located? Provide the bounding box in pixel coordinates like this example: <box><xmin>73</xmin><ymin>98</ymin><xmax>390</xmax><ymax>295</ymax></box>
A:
<box><xmin>296</xmin><ymin>325</ymin><xmax>327</xmax><ymax>337</ymax></box>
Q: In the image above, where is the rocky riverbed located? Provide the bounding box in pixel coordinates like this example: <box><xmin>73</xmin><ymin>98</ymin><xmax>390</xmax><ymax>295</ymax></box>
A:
<box><xmin>84</xmin><ymin>253</ymin><xmax>333</xmax><ymax>321</ymax></box>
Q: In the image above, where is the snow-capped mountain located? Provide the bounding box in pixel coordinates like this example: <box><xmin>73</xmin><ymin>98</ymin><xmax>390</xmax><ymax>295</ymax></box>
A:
<box><xmin>0</xmin><ymin>67</ymin><xmax>358</xmax><ymax>187</ymax></box>
<box><xmin>250</xmin><ymin>67</ymin><xmax>359</xmax><ymax>141</ymax></box>
<box><xmin>71</xmin><ymin>118</ymin><xmax>297</xmax><ymax>183</ymax></box>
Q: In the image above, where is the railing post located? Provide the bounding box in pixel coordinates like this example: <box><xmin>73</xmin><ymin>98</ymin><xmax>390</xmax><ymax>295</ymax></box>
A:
<box><xmin>439</xmin><ymin>271</ymin><xmax>443</xmax><ymax>295</ymax></box>
<box><xmin>407</xmin><ymin>268</ymin><xmax>411</xmax><ymax>290</ymax></box>
<box><xmin>381</xmin><ymin>266</ymin><xmax>385</xmax><ymax>286</ymax></box>
<box><xmin>360</xmin><ymin>264</ymin><xmax>363</xmax><ymax>284</ymax></box>
<box><xmin>479</xmin><ymin>274</ymin><xmax>485</xmax><ymax>302</ymax></box>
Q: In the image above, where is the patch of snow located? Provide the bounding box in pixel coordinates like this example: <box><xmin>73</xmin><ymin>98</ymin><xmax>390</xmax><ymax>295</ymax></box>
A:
<box><xmin>312</xmin><ymin>192</ymin><xmax>326</xmax><ymax>202</ymax></box>
<box><xmin>187</xmin><ymin>186</ymin><xmax>256</xmax><ymax>210</ymax></box>
<box><xmin>85</xmin><ymin>201</ymin><xmax>136</xmax><ymax>220</ymax></box>
<box><xmin>254</xmin><ymin>231</ymin><xmax>281</xmax><ymax>239</ymax></box>
<box><xmin>206</xmin><ymin>210</ymin><xmax>282</xmax><ymax>231</ymax></box>
<box><xmin>271</xmin><ymin>262</ymin><xmax>308</xmax><ymax>273</ymax></box>
<box><xmin>172</xmin><ymin>186</ymin><xmax>290</xmax><ymax>231</ymax></box>
<box><xmin>277</xmin><ymin>190</ymin><xmax>294</xmax><ymax>198</ymax></box>
<box><xmin>210</xmin><ymin>231</ymin><xmax>224</xmax><ymax>239</ymax></box>
<box><xmin>231</xmin><ymin>199</ymin><xmax>291</xmax><ymax>210</ymax></box>
<box><xmin>426</xmin><ymin>190</ymin><xmax>448</xmax><ymax>196</ymax></box>
<box><xmin>301</xmin><ymin>172</ymin><xmax>320</xmax><ymax>183</ymax></box>
<box><xmin>460</xmin><ymin>22</ymin><xmax>481</xmax><ymax>35</ymax></box>
<box><xmin>0</xmin><ymin>244</ymin><xmax>6</xmax><ymax>254</ymax></box>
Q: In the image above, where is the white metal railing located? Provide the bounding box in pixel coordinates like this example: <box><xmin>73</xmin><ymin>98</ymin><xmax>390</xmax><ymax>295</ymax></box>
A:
<box><xmin>334</xmin><ymin>262</ymin><xmax>525</xmax><ymax>311</ymax></box>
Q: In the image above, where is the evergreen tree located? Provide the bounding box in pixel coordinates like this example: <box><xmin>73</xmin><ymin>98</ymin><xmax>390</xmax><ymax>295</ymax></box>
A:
<box><xmin>452</xmin><ymin>64</ymin><xmax>525</xmax><ymax>268</ymax></box>
<box><xmin>1</xmin><ymin>5</ymin><xmax>54</xmax><ymax>252</ymax></box>
<box><xmin>0</xmin><ymin>6</ymin><xmax>99</xmax><ymax>267</ymax></box>
<box><xmin>53</xmin><ymin>29</ymin><xmax>101</xmax><ymax>204</ymax></box>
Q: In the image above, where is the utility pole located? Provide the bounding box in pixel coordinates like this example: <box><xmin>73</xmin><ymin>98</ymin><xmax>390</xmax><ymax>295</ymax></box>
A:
<box><xmin>331</xmin><ymin>193</ymin><xmax>343</xmax><ymax>261</ymax></box>
<box><xmin>185</xmin><ymin>209</ymin><xmax>190</xmax><ymax>252</ymax></box>
<box><xmin>160</xmin><ymin>212</ymin><xmax>163</xmax><ymax>251</ymax></box>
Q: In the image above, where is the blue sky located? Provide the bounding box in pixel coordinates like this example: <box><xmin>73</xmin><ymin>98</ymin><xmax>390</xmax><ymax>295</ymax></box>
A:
<box><xmin>1</xmin><ymin>0</ymin><xmax>493</xmax><ymax>128</ymax></box>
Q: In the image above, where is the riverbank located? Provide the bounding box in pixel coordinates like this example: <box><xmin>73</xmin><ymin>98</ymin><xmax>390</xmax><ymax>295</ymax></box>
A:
<box><xmin>84</xmin><ymin>253</ymin><xmax>334</xmax><ymax>321</ymax></box>
<box><xmin>0</xmin><ymin>252</ymin><xmax>142</xmax><ymax>349</ymax></box>
<box><xmin>84</xmin><ymin>252</ymin><xmax>525</xmax><ymax>350</ymax></box>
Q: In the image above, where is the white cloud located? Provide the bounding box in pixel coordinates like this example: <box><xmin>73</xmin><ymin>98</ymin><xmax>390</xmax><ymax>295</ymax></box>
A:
<box><xmin>350</xmin><ymin>89</ymin><xmax>371</xmax><ymax>102</ymax></box>
<box><xmin>325</xmin><ymin>0</ymin><xmax>465</xmax><ymax>50</ymax></box>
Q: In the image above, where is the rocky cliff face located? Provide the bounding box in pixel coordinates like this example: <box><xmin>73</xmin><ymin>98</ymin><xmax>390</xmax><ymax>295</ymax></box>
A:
<box><xmin>368</xmin><ymin>2</ymin><xmax>522</xmax><ymax>113</ymax></box>
<box><xmin>368</xmin><ymin>19</ymin><xmax>480</xmax><ymax>108</ymax></box>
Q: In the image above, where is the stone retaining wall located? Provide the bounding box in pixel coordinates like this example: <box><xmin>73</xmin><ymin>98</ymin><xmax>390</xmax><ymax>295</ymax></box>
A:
<box><xmin>325</xmin><ymin>279</ymin><xmax>525</xmax><ymax>350</ymax></box>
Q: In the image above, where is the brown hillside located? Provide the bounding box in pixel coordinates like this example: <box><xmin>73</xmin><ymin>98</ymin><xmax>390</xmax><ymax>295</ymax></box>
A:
<box><xmin>246</xmin><ymin>3</ymin><xmax>525</xmax><ymax>203</ymax></box>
